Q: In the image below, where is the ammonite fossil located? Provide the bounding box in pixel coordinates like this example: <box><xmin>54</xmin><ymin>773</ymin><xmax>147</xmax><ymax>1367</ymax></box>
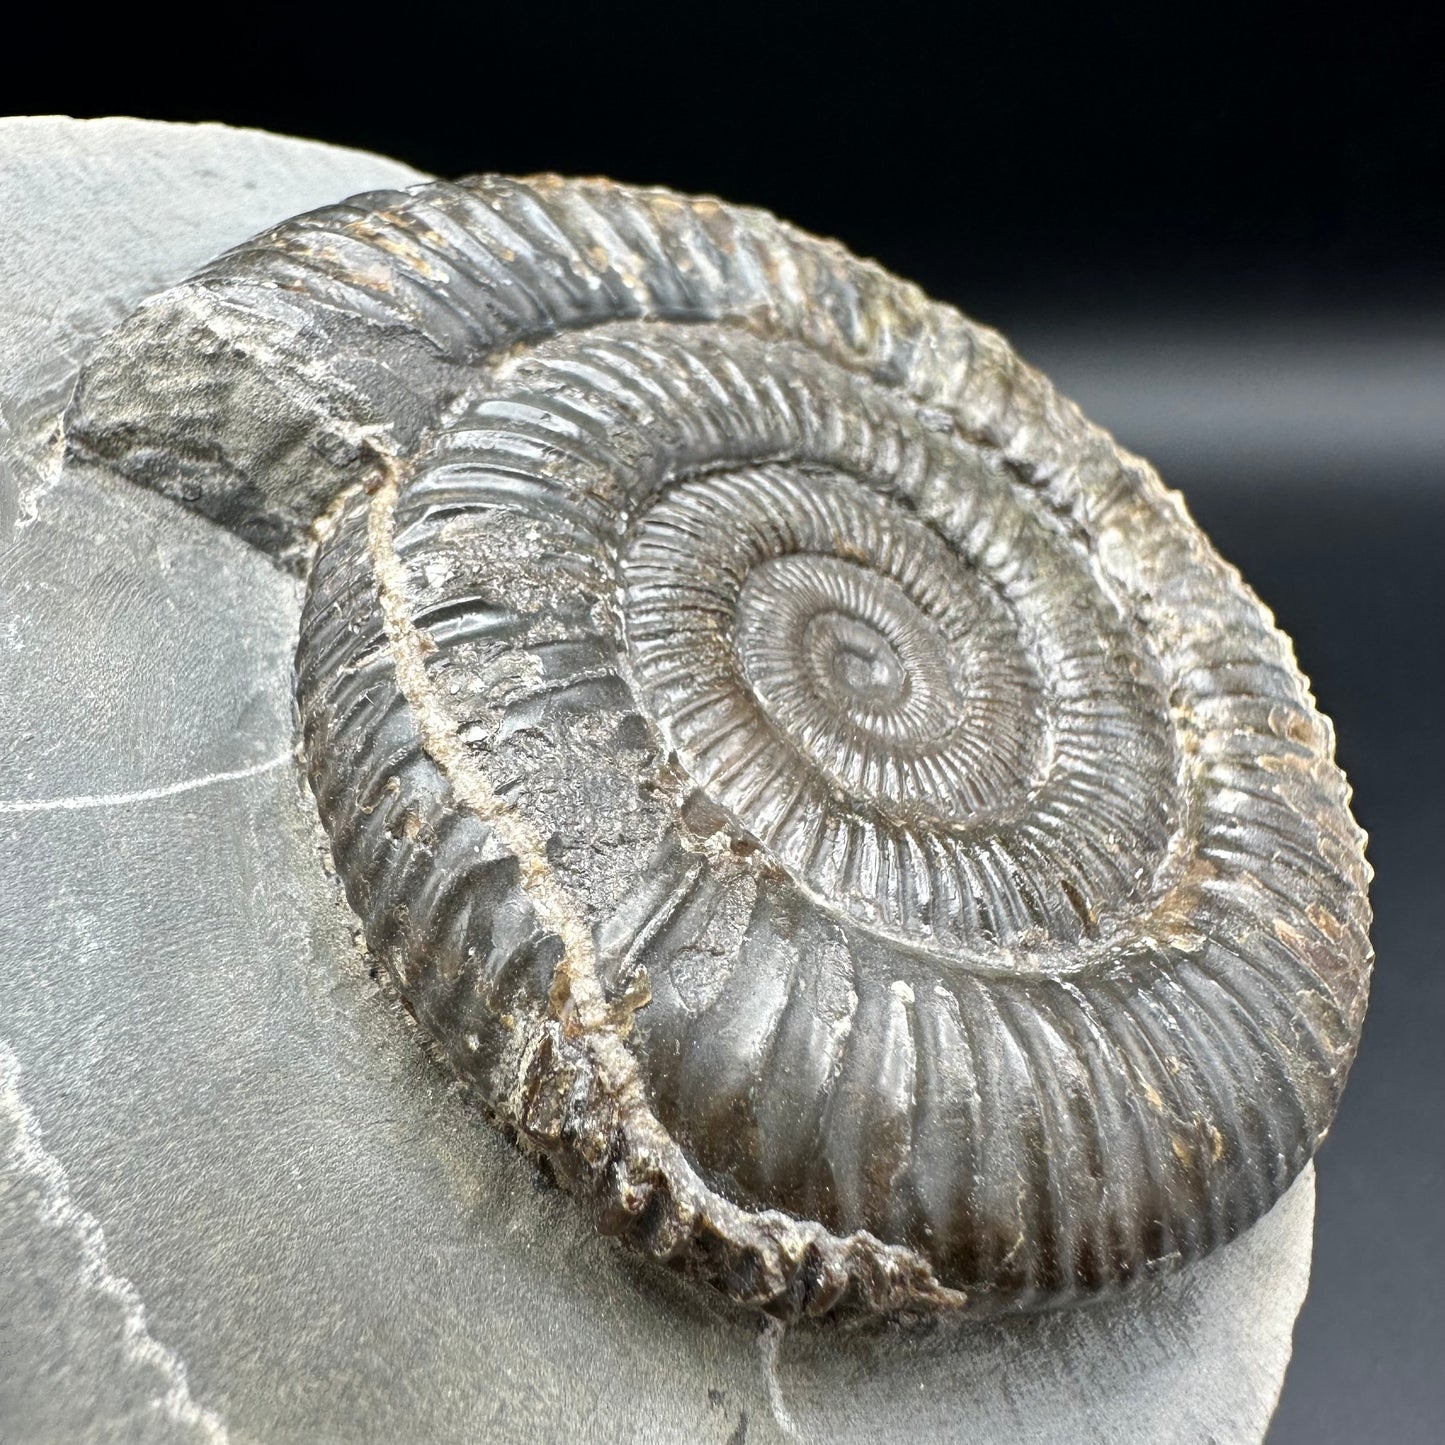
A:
<box><xmin>65</xmin><ymin>175</ymin><xmax>1373</xmax><ymax>1320</ymax></box>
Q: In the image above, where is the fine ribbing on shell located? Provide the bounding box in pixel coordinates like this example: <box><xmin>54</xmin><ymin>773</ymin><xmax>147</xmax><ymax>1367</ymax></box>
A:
<box><xmin>64</xmin><ymin>173</ymin><xmax>1373</xmax><ymax>1319</ymax></box>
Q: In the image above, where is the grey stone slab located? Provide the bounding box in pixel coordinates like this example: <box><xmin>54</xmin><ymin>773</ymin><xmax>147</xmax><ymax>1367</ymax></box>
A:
<box><xmin>0</xmin><ymin>115</ymin><xmax>422</xmax><ymax>537</ymax></box>
<box><xmin>0</xmin><ymin>116</ymin><xmax>1315</xmax><ymax>1444</ymax></box>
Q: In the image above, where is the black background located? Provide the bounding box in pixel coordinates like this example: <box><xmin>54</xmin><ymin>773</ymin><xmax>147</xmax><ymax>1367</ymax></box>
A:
<box><xmin>13</xmin><ymin>3</ymin><xmax>1443</xmax><ymax>1440</ymax></box>
<box><xmin>15</xmin><ymin>4</ymin><xmax>1442</xmax><ymax>320</ymax></box>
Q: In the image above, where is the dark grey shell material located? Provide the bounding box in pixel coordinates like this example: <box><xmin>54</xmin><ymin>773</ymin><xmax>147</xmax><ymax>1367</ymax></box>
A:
<box><xmin>65</xmin><ymin>175</ymin><xmax>1373</xmax><ymax>1320</ymax></box>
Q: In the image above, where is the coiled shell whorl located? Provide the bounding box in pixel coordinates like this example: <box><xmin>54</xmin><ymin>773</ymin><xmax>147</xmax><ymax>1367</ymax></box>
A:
<box><xmin>66</xmin><ymin>175</ymin><xmax>1373</xmax><ymax>1320</ymax></box>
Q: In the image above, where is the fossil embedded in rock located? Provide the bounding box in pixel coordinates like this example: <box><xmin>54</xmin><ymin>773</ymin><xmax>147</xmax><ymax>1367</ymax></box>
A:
<box><xmin>64</xmin><ymin>175</ymin><xmax>1373</xmax><ymax>1320</ymax></box>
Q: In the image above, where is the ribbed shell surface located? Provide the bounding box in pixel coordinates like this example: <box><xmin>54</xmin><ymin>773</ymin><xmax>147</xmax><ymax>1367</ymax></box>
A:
<box><xmin>65</xmin><ymin>175</ymin><xmax>1373</xmax><ymax>1319</ymax></box>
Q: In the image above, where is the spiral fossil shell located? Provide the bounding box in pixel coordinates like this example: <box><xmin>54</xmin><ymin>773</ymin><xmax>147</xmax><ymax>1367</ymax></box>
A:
<box><xmin>65</xmin><ymin>175</ymin><xmax>1373</xmax><ymax>1319</ymax></box>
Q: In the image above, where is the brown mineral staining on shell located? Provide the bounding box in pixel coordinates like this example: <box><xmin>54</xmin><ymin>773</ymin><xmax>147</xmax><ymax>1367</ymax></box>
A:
<box><xmin>65</xmin><ymin>175</ymin><xmax>1373</xmax><ymax>1320</ymax></box>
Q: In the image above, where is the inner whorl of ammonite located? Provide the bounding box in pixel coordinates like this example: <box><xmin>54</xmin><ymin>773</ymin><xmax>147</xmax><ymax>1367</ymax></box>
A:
<box><xmin>738</xmin><ymin>549</ymin><xmax>1021</xmax><ymax>811</ymax></box>
<box><xmin>621</xmin><ymin>456</ymin><xmax>1167</xmax><ymax>950</ymax></box>
<box><xmin>628</xmin><ymin>468</ymin><xmax>1046</xmax><ymax>884</ymax></box>
<box><xmin>64</xmin><ymin>174</ymin><xmax>1373</xmax><ymax>1322</ymax></box>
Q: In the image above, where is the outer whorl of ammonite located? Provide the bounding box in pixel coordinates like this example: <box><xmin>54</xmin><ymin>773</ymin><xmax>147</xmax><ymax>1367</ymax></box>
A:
<box><xmin>65</xmin><ymin>175</ymin><xmax>1373</xmax><ymax>1319</ymax></box>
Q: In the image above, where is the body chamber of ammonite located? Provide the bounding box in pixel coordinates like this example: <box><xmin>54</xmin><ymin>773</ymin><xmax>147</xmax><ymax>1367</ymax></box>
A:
<box><xmin>65</xmin><ymin>176</ymin><xmax>1372</xmax><ymax>1320</ymax></box>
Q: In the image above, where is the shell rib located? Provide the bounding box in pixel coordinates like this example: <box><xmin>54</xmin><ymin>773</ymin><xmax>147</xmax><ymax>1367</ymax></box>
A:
<box><xmin>65</xmin><ymin>175</ymin><xmax>1373</xmax><ymax>1319</ymax></box>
